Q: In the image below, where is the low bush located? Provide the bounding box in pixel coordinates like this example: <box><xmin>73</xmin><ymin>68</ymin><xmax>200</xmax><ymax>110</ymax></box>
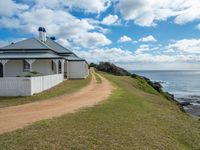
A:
<box><xmin>17</xmin><ymin>72</ymin><xmax>43</xmax><ymax>77</ymax></box>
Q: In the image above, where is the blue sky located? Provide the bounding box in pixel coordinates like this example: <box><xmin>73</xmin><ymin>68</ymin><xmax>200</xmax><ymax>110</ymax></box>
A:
<box><xmin>0</xmin><ymin>0</ymin><xmax>200</xmax><ymax>70</ymax></box>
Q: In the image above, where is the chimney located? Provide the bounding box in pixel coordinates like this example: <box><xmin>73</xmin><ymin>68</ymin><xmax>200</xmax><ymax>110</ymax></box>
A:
<box><xmin>43</xmin><ymin>27</ymin><xmax>47</xmax><ymax>42</ymax></box>
<box><xmin>38</xmin><ymin>27</ymin><xmax>43</xmax><ymax>41</ymax></box>
<box><xmin>38</xmin><ymin>27</ymin><xmax>47</xmax><ymax>42</ymax></box>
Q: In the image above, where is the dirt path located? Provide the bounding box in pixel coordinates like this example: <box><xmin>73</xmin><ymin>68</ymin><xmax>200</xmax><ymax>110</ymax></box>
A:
<box><xmin>0</xmin><ymin>70</ymin><xmax>113</xmax><ymax>134</ymax></box>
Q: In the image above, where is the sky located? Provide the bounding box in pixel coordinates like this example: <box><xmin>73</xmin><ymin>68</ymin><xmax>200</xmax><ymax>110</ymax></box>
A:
<box><xmin>0</xmin><ymin>0</ymin><xmax>200</xmax><ymax>70</ymax></box>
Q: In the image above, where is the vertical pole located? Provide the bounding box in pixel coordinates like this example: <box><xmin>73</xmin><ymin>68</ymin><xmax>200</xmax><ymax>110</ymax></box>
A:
<box><xmin>2</xmin><ymin>64</ymin><xmax>5</xmax><ymax>77</ymax></box>
<box><xmin>0</xmin><ymin>60</ymin><xmax>8</xmax><ymax>77</ymax></box>
<box><xmin>53</xmin><ymin>60</ymin><xmax>59</xmax><ymax>74</ymax></box>
<box><xmin>67</xmin><ymin>60</ymin><xmax>69</xmax><ymax>79</ymax></box>
<box><xmin>61</xmin><ymin>59</ymin><xmax>65</xmax><ymax>75</ymax></box>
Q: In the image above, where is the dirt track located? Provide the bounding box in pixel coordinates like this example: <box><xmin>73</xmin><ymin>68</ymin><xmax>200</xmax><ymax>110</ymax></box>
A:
<box><xmin>0</xmin><ymin>70</ymin><xmax>113</xmax><ymax>134</ymax></box>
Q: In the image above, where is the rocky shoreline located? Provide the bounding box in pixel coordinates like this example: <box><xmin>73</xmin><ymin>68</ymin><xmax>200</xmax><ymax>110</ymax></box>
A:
<box><xmin>176</xmin><ymin>96</ymin><xmax>200</xmax><ymax>117</ymax></box>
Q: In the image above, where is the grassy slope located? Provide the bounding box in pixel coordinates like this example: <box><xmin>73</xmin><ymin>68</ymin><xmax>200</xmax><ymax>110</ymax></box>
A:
<box><xmin>0</xmin><ymin>72</ymin><xmax>200</xmax><ymax>150</ymax></box>
<box><xmin>0</xmin><ymin>74</ymin><xmax>91</xmax><ymax>108</ymax></box>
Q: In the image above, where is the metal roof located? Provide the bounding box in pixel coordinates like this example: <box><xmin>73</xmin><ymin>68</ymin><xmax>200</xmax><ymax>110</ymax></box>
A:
<box><xmin>64</xmin><ymin>54</ymin><xmax>85</xmax><ymax>61</ymax></box>
<box><xmin>1</xmin><ymin>38</ymin><xmax>48</xmax><ymax>50</ymax></box>
<box><xmin>0</xmin><ymin>37</ymin><xmax>85</xmax><ymax>61</ymax></box>
<box><xmin>44</xmin><ymin>37</ymin><xmax>72</xmax><ymax>53</ymax></box>
<box><xmin>0</xmin><ymin>37</ymin><xmax>73</xmax><ymax>54</ymax></box>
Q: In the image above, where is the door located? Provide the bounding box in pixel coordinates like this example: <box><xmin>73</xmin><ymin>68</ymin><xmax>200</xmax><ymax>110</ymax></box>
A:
<box><xmin>0</xmin><ymin>63</ymin><xmax>3</xmax><ymax>77</ymax></box>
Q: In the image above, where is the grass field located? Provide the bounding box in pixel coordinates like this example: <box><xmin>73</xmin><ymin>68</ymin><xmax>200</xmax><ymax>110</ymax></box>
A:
<box><xmin>0</xmin><ymin>72</ymin><xmax>200</xmax><ymax>150</ymax></box>
<box><xmin>0</xmin><ymin>74</ymin><xmax>91</xmax><ymax>108</ymax></box>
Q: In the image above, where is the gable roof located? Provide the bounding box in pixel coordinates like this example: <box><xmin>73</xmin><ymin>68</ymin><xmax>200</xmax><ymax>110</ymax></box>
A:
<box><xmin>0</xmin><ymin>37</ymin><xmax>86</xmax><ymax>62</ymax></box>
<box><xmin>1</xmin><ymin>38</ymin><xmax>48</xmax><ymax>50</ymax></box>
<box><xmin>0</xmin><ymin>37</ymin><xmax>72</xmax><ymax>54</ymax></box>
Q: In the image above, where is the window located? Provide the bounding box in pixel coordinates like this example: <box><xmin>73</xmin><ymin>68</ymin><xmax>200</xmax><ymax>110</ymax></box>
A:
<box><xmin>23</xmin><ymin>60</ymin><xmax>30</xmax><ymax>72</ymax></box>
<box><xmin>51</xmin><ymin>61</ymin><xmax>54</xmax><ymax>71</ymax></box>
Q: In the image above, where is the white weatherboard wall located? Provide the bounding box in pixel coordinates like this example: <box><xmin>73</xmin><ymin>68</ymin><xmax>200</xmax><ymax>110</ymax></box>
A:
<box><xmin>5</xmin><ymin>60</ymin><xmax>23</xmax><ymax>77</ymax></box>
<box><xmin>0</xmin><ymin>74</ymin><xmax>63</xmax><ymax>96</ymax></box>
<box><xmin>5</xmin><ymin>60</ymin><xmax>55</xmax><ymax>77</ymax></box>
<box><xmin>32</xmin><ymin>59</ymin><xmax>55</xmax><ymax>75</ymax></box>
<box><xmin>68</xmin><ymin>61</ymin><xmax>89</xmax><ymax>79</ymax></box>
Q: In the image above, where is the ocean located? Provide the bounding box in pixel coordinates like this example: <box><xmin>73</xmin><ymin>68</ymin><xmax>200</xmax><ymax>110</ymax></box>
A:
<box><xmin>131</xmin><ymin>70</ymin><xmax>200</xmax><ymax>117</ymax></box>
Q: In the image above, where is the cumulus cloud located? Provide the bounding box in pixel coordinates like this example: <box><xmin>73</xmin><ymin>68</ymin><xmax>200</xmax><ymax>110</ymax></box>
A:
<box><xmin>135</xmin><ymin>45</ymin><xmax>150</xmax><ymax>54</ymax></box>
<box><xmin>139</xmin><ymin>35</ymin><xmax>157</xmax><ymax>42</ymax></box>
<box><xmin>118</xmin><ymin>35</ymin><xmax>132</xmax><ymax>43</ymax></box>
<box><xmin>167</xmin><ymin>39</ymin><xmax>200</xmax><ymax>53</ymax></box>
<box><xmin>71</xmin><ymin>32</ymin><xmax>112</xmax><ymax>48</ymax></box>
<box><xmin>0</xmin><ymin>0</ymin><xmax>28</xmax><ymax>17</ymax></box>
<box><xmin>74</xmin><ymin>47</ymin><xmax>200</xmax><ymax>65</ymax></box>
<box><xmin>65</xmin><ymin>0</ymin><xmax>111</xmax><ymax>13</ymax></box>
<box><xmin>118</xmin><ymin>0</ymin><xmax>200</xmax><ymax>26</ymax></box>
<box><xmin>33</xmin><ymin>0</ymin><xmax>111</xmax><ymax>13</ymax></box>
<box><xmin>102</xmin><ymin>14</ymin><xmax>119</xmax><ymax>25</ymax></box>
<box><xmin>0</xmin><ymin>1</ymin><xmax>112</xmax><ymax>49</ymax></box>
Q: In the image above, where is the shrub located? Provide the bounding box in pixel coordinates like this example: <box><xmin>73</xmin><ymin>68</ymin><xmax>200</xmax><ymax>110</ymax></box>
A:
<box><xmin>90</xmin><ymin>62</ymin><xmax>131</xmax><ymax>76</ymax></box>
<box><xmin>17</xmin><ymin>72</ymin><xmax>43</xmax><ymax>77</ymax></box>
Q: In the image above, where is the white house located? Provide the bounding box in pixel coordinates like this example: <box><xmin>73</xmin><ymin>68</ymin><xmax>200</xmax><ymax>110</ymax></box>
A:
<box><xmin>0</xmin><ymin>27</ymin><xmax>89</xmax><ymax>96</ymax></box>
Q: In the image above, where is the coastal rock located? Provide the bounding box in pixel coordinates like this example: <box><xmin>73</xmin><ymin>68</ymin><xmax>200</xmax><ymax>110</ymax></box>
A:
<box><xmin>179</xmin><ymin>101</ymin><xmax>191</xmax><ymax>106</ymax></box>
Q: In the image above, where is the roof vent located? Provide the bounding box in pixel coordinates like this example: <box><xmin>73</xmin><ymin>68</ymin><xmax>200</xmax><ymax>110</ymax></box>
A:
<box><xmin>38</xmin><ymin>27</ymin><xmax>47</xmax><ymax>42</ymax></box>
<box><xmin>50</xmin><ymin>37</ymin><xmax>56</xmax><ymax>40</ymax></box>
<box><xmin>11</xmin><ymin>42</ymin><xmax>14</xmax><ymax>45</ymax></box>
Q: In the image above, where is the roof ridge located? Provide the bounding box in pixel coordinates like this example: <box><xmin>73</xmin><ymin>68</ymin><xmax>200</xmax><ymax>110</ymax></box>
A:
<box><xmin>35</xmin><ymin>38</ymin><xmax>54</xmax><ymax>50</ymax></box>
<box><xmin>46</xmin><ymin>37</ymin><xmax>81</xmax><ymax>58</ymax></box>
<box><xmin>0</xmin><ymin>38</ymin><xmax>34</xmax><ymax>49</ymax></box>
<box><xmin>46</xmin><ymin>37</ymin><xmax>72</xmax><ymax>53</ymax></box>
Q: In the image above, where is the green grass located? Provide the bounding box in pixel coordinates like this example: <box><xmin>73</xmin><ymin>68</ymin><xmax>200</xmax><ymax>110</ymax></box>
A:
<box><xmin>0</xmin><ymin>72</ymin><xmax>200</xmax><ymax>150</ymax></box>
<box><xmin>0</xmin><ymin>74</ymin><xmax>91</xmax><ymax>108</ymax></box>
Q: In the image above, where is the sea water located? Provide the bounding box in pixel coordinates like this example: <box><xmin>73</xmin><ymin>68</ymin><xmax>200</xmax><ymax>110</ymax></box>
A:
<box><xmin>132</xmin><ymin>70</ymin><xmax>200</xmax><ymax>117</ymax></box>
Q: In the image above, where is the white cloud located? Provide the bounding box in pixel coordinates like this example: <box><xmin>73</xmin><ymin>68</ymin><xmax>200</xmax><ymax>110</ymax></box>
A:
<box><xmin>139</xmin><ymin>35</ymin><xmax>157</xmax><ymax>42</ymax></box>
<box><xmin>0</xmin><ymin>2</ymin><xmax>112</xmax><ymax>49</ymax></box>
<box><xmin>56</xmin><ymin>38</ymin><xmax>71</xmax><ymax>48</ymax></box>
<box><xmin>118</xmin><ymin>35</ymin><xmax>132</xmax><ymax>43</ymax></box>
<box><xmin>135</xmin><ymin>45</ymin><xmax>150</xmax><ymax>54</ymax></box>
<box><xmin>0</xmin><ymin>0</ymin><xmax>28</xmax><ymax>17</ymax></box>
<box><xmin>167</xmin><ymin>39</ymin><xmax>200</xmax><ymax>53</ymax></box>
<box><xmin>73</xmin><ymin>47</ymin><xmax>134</xmax><ymax>63</ymax></box>
<box><xmin>197</xmin><ymin>24</ymin><xmax>200</xmax><ymax>30</ymax></box>
<box><xmin>65</xmin><ymin>0</ymin><xmax>111</xmax><ymax>13</ymax></box>
<box><xmin>72</xmin><ymin>32</ymin><xmax>112</xmax><ymax>48</ymax></box>
<box><xmin>73</xmin><ymin>47</ymin><xmax>200</xmax><ymax>65</ymax></box>
<box><xmin>0</xmin><ymin>17</ymin><xmax>20</xmax><ymax>29</ymax></box>
<box><xmin>118</xmin><ymin>0</ymin><xmax>200</xmax><ymax>26</ymax></box>
<box><xmin>33</xmin><ymin>0</ymin><xmax>111</xmax><ymax>13</ymax></box>
<box><xmin>102</xmin><ymin>14</ymin><xmax>119</xmax><ymax>25</ymax></box>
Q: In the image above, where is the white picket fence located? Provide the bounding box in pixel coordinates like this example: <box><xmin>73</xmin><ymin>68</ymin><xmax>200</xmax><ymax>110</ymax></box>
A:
<box><xmin>0</xmin><ymin>74</ymin><xmax>64</xmax><ymax>96</ymax></box>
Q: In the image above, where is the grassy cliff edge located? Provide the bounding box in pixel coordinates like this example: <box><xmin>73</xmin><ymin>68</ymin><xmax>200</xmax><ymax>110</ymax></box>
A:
<box><xmin>0</xmin><ymin>71</ymin><xmax>199</xmax><ymax>150</ymax></box>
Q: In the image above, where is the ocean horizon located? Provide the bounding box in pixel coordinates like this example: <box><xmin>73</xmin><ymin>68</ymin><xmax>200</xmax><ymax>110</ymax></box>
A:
<box><xmin>131</xmin><ymin>70</ymin><xmax>200</xmax><ymax>117</ymax></box>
